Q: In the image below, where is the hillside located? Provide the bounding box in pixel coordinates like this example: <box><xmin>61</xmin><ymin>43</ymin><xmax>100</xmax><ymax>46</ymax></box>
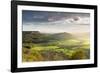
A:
<box><xmin>22</xmin><ymin>31</ymin><xmax>74</xmax><ymax>43</ymax></box>
<box><xmin>22</xmin><ymin>31</ymin><xmax>90</xmax><ymax>62</ymax></box>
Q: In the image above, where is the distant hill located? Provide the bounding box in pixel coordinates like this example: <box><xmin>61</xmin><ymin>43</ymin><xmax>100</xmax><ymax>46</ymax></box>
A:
<box><xmin>22</xmin><ymin>31</ymin><xmax>89</xmax><ymax>43</ymax></box>
<box><xmin>22</xmin><ymin>31</ymin><xmax>74</xmax><ymax>43</ymax></box>
<box><xmin>51</xmin><ymin>32</ymin><xmax>74</xmax><ymax>40</ymax></box>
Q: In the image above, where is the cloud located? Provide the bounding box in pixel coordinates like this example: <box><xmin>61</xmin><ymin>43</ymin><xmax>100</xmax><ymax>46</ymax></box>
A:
<box><xmin>23</xmin><ymin>16</ymin><xmax>90</xmax><ymax>33</ymax></box>
<box><xmin>23</xmin><ymin>10</ymin><xmax>90</xmax><ymax>23</ymax></box>
<box><xmin>22</xmin><ymin>10</ymin><xmax>90</xmax><ymax>33</ymax></box>
<box><xmin>66</xmin><ymin>17</ymin><xmax>90</xmax><ymax>25</ymax></box>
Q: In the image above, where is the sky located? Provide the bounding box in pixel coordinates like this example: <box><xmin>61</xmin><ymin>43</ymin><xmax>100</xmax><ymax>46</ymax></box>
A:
<box><xmin>22</xmin><ymin>10</ymin><xmax>90</xmax><ymax>33</ymax></box>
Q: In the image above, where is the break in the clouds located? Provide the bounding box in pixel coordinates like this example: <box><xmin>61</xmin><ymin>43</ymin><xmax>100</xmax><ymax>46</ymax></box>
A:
<box><xmin>22</xmin><ymin>10</ymin><xmax>90</xmax><ymax>33</ymax></box>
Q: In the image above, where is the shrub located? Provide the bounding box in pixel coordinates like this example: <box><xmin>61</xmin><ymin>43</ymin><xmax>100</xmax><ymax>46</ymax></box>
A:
<box><xmin>70</xmin><ymin>49</ymin><xmax>87</xmax><ymax>60</ymax></box>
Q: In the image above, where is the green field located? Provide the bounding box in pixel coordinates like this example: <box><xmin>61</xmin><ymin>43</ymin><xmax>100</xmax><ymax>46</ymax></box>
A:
<box><xmin>22</xmin><ymin>31</ymin><xmax>90</xmax><ymax>62</ymax></box>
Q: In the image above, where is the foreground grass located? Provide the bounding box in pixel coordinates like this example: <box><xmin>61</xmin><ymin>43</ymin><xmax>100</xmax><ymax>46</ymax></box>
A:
<box><xmin>22</xmin><ymin>39</ymin><xmax>90</xmax><ymax>62</ymax></box>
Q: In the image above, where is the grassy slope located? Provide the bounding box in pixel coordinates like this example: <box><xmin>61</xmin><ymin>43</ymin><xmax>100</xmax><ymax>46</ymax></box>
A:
<box><xmin>22</xmin><ymin>31</ymin><xmax>90</xmax><ymax>62</ymax></box>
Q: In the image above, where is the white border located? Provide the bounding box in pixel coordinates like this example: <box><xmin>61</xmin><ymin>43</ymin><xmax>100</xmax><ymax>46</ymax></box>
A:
<box><xmin>17</xmin><ymin>5</ymin><xmax>94</xmax><ymax>68</ymax></box>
